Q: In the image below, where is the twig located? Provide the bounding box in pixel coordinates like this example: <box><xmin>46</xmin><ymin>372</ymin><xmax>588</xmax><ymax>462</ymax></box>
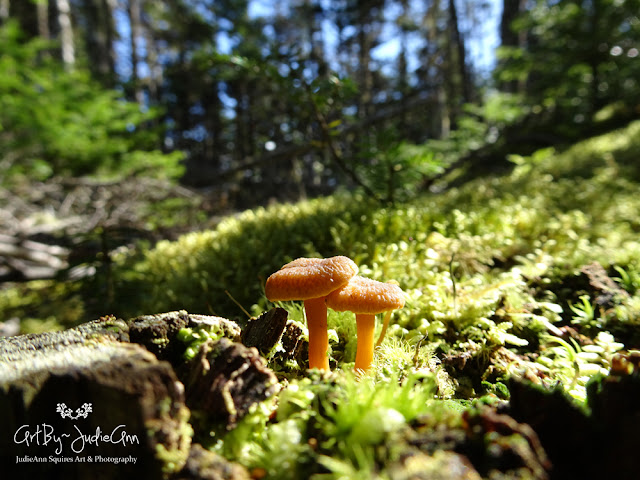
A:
<box><xmin>303</xmin><ymin>82</ymin><xmax>379</xmax><ymax>201</ymax></box>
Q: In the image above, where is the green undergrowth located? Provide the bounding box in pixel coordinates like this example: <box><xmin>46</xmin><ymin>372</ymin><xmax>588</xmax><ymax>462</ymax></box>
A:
<box><xmin>3</xmin><ymin>120</ymin><xmax>640</xmax><ymax>477</ymax></box>
<box><xmin>211</xmin><ymin>370</ymin><xmax>454</xmax><ymax>480</ymax></box>
<box><xmin>108</xmin><ymin>121</ymin><xmax>640</xmax><ymax>351</ymax></box>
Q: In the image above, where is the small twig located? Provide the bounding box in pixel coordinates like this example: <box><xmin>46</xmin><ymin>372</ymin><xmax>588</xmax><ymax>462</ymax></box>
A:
<box><xmin>413</xmin><ymin>335</ymin><xmax>428</xmax><ymax>367</ymax></box>
<box><xmin>303</xmin><ymin>82</ymin><xmax>379</xmax><ymax>201</ymax></box>
<box><xmin>449</xmin><ymin>253</ymin><xmax>458</xmax><ymax>318</ymax></box>
<box><xmin>225</xmin><ymin>290</ymin><xmax>252</xmax><ymax>318</ymax></box>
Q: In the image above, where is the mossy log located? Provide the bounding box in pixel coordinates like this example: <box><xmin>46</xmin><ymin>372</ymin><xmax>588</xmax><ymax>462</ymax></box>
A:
<box><xmin>181</xmin><ymin>338</ymin><xmax>279</xmax><ymax>430</ymax></box>
<box><xmin>0</xmin><ymin>311</ymin><xmax>263</xmax><ymax>480</ymax></box>
<box><xmin>240</xmin><ymin>307</ymin><xmax>288</xmax><ymax>357</ymax></box>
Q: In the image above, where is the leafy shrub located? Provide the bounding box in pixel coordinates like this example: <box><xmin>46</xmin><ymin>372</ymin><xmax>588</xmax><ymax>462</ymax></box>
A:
<box><xmin>0</xmin><ymin>21</ymin><xmax>184</xmax><ymax>183</ymax></box>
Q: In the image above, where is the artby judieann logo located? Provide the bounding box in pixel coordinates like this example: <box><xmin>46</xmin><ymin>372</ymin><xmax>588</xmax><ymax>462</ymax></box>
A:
<box><xmin>13</xmin><ymin>402</ymin><xmax>139</xmax><ymax>465</ymax></box>
<box><xmin>56</xmin><ymin>402</ymin><xmax>92</xmax><ymax>420</ymax></box>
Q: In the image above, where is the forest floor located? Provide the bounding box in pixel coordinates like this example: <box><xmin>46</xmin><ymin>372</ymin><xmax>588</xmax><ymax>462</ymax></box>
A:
<box><xmin>2</xmin><ymin>120</ymin><xmax>640</xmax><ymax>479</ymax></box>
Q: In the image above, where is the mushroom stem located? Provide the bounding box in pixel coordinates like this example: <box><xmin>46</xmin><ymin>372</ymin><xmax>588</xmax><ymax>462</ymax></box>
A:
<box><xmin>354</xmin><ymin>313</ymin><xmax>376</xmax><ymax>372</ymax></box>
<box><xmin>304</xmin><ymin>297</ymin><xmax>330</xmax><ymax>370</ymax></box>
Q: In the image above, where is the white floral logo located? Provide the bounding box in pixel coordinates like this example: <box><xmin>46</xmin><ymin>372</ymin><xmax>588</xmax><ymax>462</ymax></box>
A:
<box><xmin>56</xmin><ymin>403</ymin><xmax>93</xmax><ymax>420</ymax></box>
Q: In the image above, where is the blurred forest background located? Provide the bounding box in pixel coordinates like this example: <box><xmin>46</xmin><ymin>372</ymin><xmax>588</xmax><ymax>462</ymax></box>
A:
<box><xmin>0</xmin><ymin>0</ymin><xmax>639</xmax><ymax>308</ymax></box>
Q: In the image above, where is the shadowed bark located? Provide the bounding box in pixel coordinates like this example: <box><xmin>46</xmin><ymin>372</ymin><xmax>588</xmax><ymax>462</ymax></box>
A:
<box><xmin>0</xmin><ymin>311</ymin><xmax>267</xmax><ymax>479</ymax></box>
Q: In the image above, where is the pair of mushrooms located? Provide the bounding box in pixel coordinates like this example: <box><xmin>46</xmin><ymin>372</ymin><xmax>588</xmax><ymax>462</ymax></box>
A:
<box><xmin>265</xmin><ymin>256</ymin><xmax>405</xmax><ymax>372</ymax></box>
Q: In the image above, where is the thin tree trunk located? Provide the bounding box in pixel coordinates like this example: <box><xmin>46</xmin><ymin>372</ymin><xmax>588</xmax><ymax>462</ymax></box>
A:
<box><xmin>397</xmin><ymin>0</ymin><xmax>410</xmax><ymax>132</ymax></box>
<box><xmin>357</xmin><ymin>5</ymin><xmax>373</xmax><ymax>121</ymax></box>
<box><xmin>142</xmin><ymin>13</ymin><xmax>160</xmax><ymax>104</ymax></box>
<box><xmin>448</xmin><ymin>0</ymin><xmax>472</xmax><ymax>103</ymax></box>
<box><xmin>56</xmin><ymin>0</ymin><xmax>75</xmax><ymax>68</ymax></box>
<box><xmin>420</xmin><ymin>0</ymin><xmax>446</xmax><ymax>138</ymax></box>
<box><xmin>36</xmin><ymin>0</ymin><xmax>50</xmax><ymax>40</ymax></box>
<box><xmin>103</xmin><ymin>0</ymin><xmax>118</xmax><ymax>86</ymax></box>
<box><xmin>0</xmin><ymin>0</ymin><xmax>8</xmax><ymax>23</ymax></box>
<box><xmin>128</xmin><ymin>0</ymin><xmax>144</xmax><ymax>105</ymax></box>
<box><xmin>306</xmin><ymin>0</ymin><xmax>327</xmax><ymax>78</ymax></box>
<box><xmin>499</xmin><ymin>0</ymin><xmax>526</xmax><ymax>93</ymax></box>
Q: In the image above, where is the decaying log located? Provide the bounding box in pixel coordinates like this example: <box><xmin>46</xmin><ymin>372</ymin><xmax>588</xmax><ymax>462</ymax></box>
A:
<box><xmin>579</xmin><ymin>261</ymin><xmax>629</xmax><ymax>309</ymax></box>
<box><xmin>181</xmin><ymin>338</ymin><xmax>279</xmax><ymax>430</ymax></box>
<box><xmin>173</xmin><ymin>444</ymin><xmax>249</xmax><ymax>480</ymax></box>
<box><xmin>273</xmin><ymin>320</ymin><xmax>307</xmax><ymax>367</ymax></box>
<box><xmin>128</xmin><ymin>311</ymin><xmax>241</xmax><ymax>363</ymax></box>
<box><xmin>0</xmin><ymin>322</ymin><xmax>190</xmax><ymax>479</ymax></box>
<box><xmin>240</xmin><ymin>307</ymin><xmax>288</xmax><ymax>357</ymax></box>
<box><xmin>0</xmin><ymin>311</ymin><xmax>275</xmax><ymax>479</ymax></box>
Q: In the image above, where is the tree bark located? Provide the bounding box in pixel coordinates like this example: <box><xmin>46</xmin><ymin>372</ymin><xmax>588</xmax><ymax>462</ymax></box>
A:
<box><xmin>0</xmin><ymin>311</ymin><xmax>267</xmax><ymax>478</ymax></box>
<box><xmin>448</xmin><ymin>0</ymin><xmax>472</xmax><ymax>104</ymax></box>
<box><xmin>0</xmin><ymin>0</ymin><xmax>8</xmax><ymax>23</ymax></box>
<box><xmin>56</xmin><ymin>0</ymin><xmax>75</xmax><ymax>68</ymax></box>
<box><xmin>128</xmin><ymin>0</ymin><xmax>144</xmax><ymax>105</ymax></box>
<box><xmin>36</xmin><ymin>0</ymin><xmax>49</xmax><ymax>40</ymax></box>
<box><xmin>142</xmin><ymin>10</ymin><xmax>160</xmax><ymax>104</ymax></box>
<box><xmin>499</xmin><ymin>0</ymin><xmax>526</xmax><ymax>93</ymax></box>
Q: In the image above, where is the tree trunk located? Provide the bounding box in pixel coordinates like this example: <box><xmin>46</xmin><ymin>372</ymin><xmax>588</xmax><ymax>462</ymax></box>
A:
<box><xmin>36</xmin><ymin>0</ymin><xmax>49</xmax><ymax>40</ymax></box>
<box><xmin>142</xmin><ymin>11</ymin><xmax>160</xmax><ymax>104</ymax></box>
<box><xmin>81</xmin><ymin>0</ymin><xmax>117</xmax><ymax>86</ymax></box>
<box><xmin>499</xmin><ymin>0</ymin><xmax>526</xmax><ymax>93</ymax></box>
<box><xmin>128</xmin><ymin>0</ymin><xmax>144</xmax><ymax>105</ymax></box>
<box><xmin>0</xmin><ymin>0</ymin><xmax>9</xmax><ymax>23</ymax></box>
<box><xmin>356</xmin><ymin>3</ymin><xmax>373</xmax><ymax>122</ymax></box>
<box><xmin>104</xmin><ymin>0</ymin><xmax>117</xmax><ymax>79</ymax></box>
<box><xmin>448</xmin><ymin>0</ymin><xmax>472</xmax><ymax>104</ymax></box>
<box><xmin>396</xmin><ymin>0</ymin><xmax>410</xmax><ymax>133</ymax></box>
<box><xmin>56</xmin><ymin>0</ymin><xmax>75</xmax><ymax>68</ymax></box>
<box><xmin>306</xmin><ymin>0</ymin><xmax>328</xmax><ymax>78</ymax></box>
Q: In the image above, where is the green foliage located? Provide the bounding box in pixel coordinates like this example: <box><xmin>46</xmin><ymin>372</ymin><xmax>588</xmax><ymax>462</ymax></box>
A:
<box><xmin>614</xmin><ymin>265</ymin><xmax>640</xmax><ymax>295</ymax></box>
<box><xmin>0</xmin><ymin>280</ymin><xmax>85</xmax><ymax>333</ymax></box>
<box><xmin>496</xmin><ymin>0</ymin><xmax>640</xmax><ymax>134</ymax></box>
<box><xmin>99</xmin><ymin>122</ymin><xmax>640</xmax><ymax>349</ymax></box>
<box><xmin>356</xmin><ymin>140</ymin><xmax>446</xmax><ymax>204</ymax></box>
<box><xmin>0</xmin><ymin>21</ymin><xmax>184</xmax><ymax>183</ymax></box>
<box><xmin>216</xmin><ymin>371</ymin><xmax>445</xmax><ymax>479</ymax></box>
<box><xmin>535</xmin><ymin>332</ymin><xmax>624</xmax><ymax>401</ymax></box>
<box><xmin>420</xmin><ymin>92</ymin><xmax>529</xmax><ymax>169</ymax></box>
<box><xmin>568</xmin><ymin>295</ymin><xmax>597</xmax><ymax>327</ymax></box>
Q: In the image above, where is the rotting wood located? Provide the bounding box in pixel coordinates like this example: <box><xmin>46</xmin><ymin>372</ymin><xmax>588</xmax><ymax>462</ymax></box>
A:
<box><xmin>240</xmin><ymin>307</ymin><xmax>288</xmax><ymax>357</ymax></box>
<box><xmin>579</xmin><ymin>261</ymin><xmax>629</xmax><ymax>309</ymax></box>
<box><xmin>0</xmin><ymin>312</ymin><xmax>265</xmax><ymax>478</ymax></box>
<box><xmin>1</xmin><ymin>338</ymin><xmax>191</xmax><ymax>478</ymax></box>
<box><xmin>181</xmin><ymin>338</ymin><xmax>279</xmax><ymax>430</ymax></box>
<box><xmin>128</xmin><ymin>310</ymin><xmax>241</xmax><ymax>364</ymax></box>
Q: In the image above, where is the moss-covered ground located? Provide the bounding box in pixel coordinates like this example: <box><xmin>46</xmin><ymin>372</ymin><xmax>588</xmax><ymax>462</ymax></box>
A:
<box><xmin>2</xmin><ymin>120</ymin><xmax>640</xmax><ymax>478</ymax></box>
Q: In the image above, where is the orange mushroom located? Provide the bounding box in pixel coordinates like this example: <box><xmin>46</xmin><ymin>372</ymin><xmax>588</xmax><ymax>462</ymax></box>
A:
<box><xmin>326</xmin><ymin>276</ymin><xmax>405</xmax><ymax>372</ymax></box>
<box><xmin>265</xmin><ymin>256</ymin><xmax>358</xmax><ymax>370</ymax></box>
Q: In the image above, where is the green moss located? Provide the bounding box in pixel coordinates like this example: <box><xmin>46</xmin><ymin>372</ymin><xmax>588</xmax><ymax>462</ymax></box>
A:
<box><xmin>176</xmin><ymin>324</ymin><xmax>227</xmax><ymax>360</ymax></box>
<box><xmin>4</xmin><ymin>120</ymin><xmax>640</xmax><ymax>476</ymax></box>
<box><xmin>149</xmin><ymin>403</ymin><xmax>193</xmax><ymax>475</ymax></box>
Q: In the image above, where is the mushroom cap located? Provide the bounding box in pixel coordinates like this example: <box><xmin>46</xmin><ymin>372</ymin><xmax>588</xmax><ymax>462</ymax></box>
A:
<box><xmin>265</xmin><ymin>256</ymin><xmax>359</xmax><ymax>301</ymax></box>
<box><xmin>325</xmin><ymin>276</ymin><xmax>405</xmax><ymax>314</ymax></box>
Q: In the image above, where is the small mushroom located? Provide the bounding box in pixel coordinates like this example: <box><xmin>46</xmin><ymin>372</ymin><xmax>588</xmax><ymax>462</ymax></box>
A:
<box><xmin>326</xmin><ymin>276</ymin><xmax>405</xmax><ymax>372</ymax></box>
<box><xmin>265</xmin><ymin>256</ymin><xmax>358</xmax><ymax>370</ymax></box>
